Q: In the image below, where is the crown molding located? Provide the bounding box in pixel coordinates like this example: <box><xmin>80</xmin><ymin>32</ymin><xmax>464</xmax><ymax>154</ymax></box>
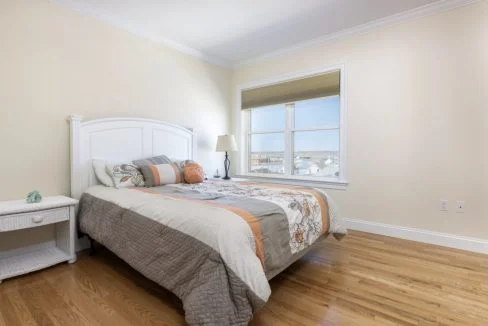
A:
<box><xmin>51</xmin><ymin>0</ymin><xmax>480</xmax><ymax>69</ymax></box>
<box><xmin>234</xmin><ymin>0</ymin><xmax>481</xmax><ymax>68</ymax></box>
<box><xmin>51</xmin><ymin>0</ymin><xmax>231</xmax><ymax>68</ymax></box>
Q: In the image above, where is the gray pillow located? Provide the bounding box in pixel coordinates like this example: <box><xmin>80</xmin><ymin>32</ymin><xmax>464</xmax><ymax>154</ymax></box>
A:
<box><xmin>132</xmin><ymin>154</ymin><xmax>171</xmax><ymax>167</ymax></box>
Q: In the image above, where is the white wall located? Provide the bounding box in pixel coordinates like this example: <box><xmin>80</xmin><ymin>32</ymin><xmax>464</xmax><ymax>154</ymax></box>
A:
<box><xmin>232</xmin><ymin>2</ymin><xmax>487</xmax><ymax>239</ymax></box>
<box><xmin>0</xmin><ymin>0</ymin><xmax>232</xmax><ymax>200</ymax></box>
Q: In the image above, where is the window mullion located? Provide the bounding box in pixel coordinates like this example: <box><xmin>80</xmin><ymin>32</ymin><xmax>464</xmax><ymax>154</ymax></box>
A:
<box><xmin>284</xmin><ymin>104</ymin><xmax>294</xmax><ymax>176</ymax></box>
<box><xmin>245</xmin><ymin>110</ymin><xmax>251</xmax><ymax>174</ymax></box>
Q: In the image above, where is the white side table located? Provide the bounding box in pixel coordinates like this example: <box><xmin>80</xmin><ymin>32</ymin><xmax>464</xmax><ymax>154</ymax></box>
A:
<box><xmin>0</xmin><ymin>196</ymin><xmax>78</xmax><ymax>283</ymax></box>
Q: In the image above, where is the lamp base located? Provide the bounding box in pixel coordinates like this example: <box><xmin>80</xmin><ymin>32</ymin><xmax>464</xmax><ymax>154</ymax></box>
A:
<box><xmin>223</xmin><ymin>151</ymin><xmax>231</xmax><ymax>180</ymax></box>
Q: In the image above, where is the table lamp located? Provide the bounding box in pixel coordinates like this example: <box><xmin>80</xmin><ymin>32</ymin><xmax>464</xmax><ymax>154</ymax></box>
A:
<box><xmin>216</xmin><ymin>135</ymin><xmax>238</xmax><ymax>180</ymax></box>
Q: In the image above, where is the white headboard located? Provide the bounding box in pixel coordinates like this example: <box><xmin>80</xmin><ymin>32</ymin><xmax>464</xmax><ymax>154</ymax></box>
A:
<box><xmin>68</xmin><ymin>116</ymin><xmax>197</xmax><ymax>199</ymax></box>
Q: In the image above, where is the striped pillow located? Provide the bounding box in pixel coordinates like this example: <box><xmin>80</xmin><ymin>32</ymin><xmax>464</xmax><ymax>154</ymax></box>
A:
<box><xmin>132</xmin><ymin>155</ymin><xmax>172</xmax><ymax>167</ymax></box>
<box><xmin>139</xmin><ymin>163</ymin><xmax>182</xmax><ymax>187</ymax></box>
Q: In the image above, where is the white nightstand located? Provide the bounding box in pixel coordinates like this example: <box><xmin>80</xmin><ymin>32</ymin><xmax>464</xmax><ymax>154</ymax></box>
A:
<box><xmin>0</xmin><ymin>196</ymin><xmax>78</xmax><ymax>284</ymax></box>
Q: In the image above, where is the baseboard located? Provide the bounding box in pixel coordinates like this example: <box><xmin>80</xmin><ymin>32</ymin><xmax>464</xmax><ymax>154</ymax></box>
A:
<box><xmin>344</xmin><ymin>218</ymin><xmax>488</xmax><ymax>255</ymax></box>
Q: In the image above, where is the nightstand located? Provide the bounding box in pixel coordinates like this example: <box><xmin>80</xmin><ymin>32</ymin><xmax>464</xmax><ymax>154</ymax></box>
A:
<box><xmin>0</xmin><ymin>196</ymin><xmax>78</xmax><ymax>284</ymax></box>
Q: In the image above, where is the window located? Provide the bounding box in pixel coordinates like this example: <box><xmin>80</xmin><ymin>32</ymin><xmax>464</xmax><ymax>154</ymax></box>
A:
<box><xmin>239</xmin><ymin>67</ymin><xmax>346</xmax><ymax>185</ymax></box>
<box><xmin>248</xmin><ymin>96</ymin><xmax>340</xmax><ymax>177</ymax></box>
<box><xmin>293</xmin><ymin>97</ymin><xmax>340</xmax><ymax>178</ymax></box>
<box><xmin>249</xmin><ymin>105</ymin><xmax>285</xmax><ymax>174</ymax></box>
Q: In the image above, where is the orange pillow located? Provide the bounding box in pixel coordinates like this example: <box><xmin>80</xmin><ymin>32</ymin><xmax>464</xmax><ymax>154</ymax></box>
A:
<box><xmin>183</xmin><ymin>163</ymin><xmax>205</xmax><ymax>184</ymax></box>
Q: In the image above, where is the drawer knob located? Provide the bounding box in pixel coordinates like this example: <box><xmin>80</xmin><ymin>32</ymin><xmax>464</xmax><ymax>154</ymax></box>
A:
<box><xmin>32</xmin><ymin>216</ymin><xmax>43</xmax><ymax>223</ymax></box>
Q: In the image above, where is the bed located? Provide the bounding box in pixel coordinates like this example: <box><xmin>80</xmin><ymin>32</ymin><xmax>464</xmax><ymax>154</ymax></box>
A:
<box><xmin>69</xmin><ymin>116</ymin><xmax>346</xmax><ymax>325</ymax></box>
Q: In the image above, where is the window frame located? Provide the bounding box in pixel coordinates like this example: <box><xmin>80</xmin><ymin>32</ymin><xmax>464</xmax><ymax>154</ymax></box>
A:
<box><xmin>235</xmin><ymin>64</ymin><xmax>348</xmax><ymax>190</ymax></box>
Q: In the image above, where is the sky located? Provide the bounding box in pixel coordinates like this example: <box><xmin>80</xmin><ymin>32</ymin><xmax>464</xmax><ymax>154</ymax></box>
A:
<box><xmin>251</xmin><ymin>96</ymin><xmax>340</xmax><ymax>152</ymax></box>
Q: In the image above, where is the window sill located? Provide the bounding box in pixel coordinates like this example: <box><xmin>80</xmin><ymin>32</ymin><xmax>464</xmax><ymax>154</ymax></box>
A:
<box><xmin>234</xmin><ymin>174</ymin><xmax>348</xmax><ymax>190</ymax></box>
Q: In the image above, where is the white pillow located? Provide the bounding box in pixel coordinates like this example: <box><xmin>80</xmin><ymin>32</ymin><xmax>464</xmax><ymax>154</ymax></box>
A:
<box><xmin>92</xmin><ymin>159</ymin><xmax>114</xmax><ymax>187</ymax></box>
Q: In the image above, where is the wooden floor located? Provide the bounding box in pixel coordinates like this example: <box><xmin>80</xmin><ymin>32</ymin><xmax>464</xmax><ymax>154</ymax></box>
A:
<box><xmin>0</xmin><ymin>230</ymin><xmax>487</xmax><ymax>326</ymax></box>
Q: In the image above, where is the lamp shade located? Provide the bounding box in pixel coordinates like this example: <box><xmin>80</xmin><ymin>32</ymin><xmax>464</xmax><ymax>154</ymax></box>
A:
<box><xmin>216</xmin><ymin>135</ymin><xmax>238</xmax><ymax>152</ymax></box>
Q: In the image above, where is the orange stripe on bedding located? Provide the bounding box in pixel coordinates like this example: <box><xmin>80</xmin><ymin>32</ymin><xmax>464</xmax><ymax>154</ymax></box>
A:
<box><xmin>136</xmin><ymin>188</ymin><xmax>159</xmax><ymax>194</ymax></box>
<box><xmin>209</xmin><ymin>203</ymin><xmax>265</xmax><ymax>268</ymax></box>
<box><xmin>242</xmin><ymin>182</ymin><xmax>330</xmax><ymax>235</ymax></box>
<box><xmin>304</xmin><ymin>188</ymin><xmax>330</xmax><ymax>235</ymax></box>
<box><xmin>149</xmin><ymin>165</ymin><xmax>161</xmax><ymax>186</ymax></box>
<box><xmin>133</xmin><ymin>187</ymin><xmax>266</xmax><ymax>269</ymax></box>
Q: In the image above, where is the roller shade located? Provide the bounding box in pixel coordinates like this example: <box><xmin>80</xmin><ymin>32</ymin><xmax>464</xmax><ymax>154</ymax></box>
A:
<box><xmin>242</xmin><ymin>70</ymin><xmax>340</xmax><ymax>110</ymax></box>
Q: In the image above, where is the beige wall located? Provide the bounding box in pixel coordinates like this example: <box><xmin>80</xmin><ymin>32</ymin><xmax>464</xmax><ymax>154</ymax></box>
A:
<box><xmin>1</xmin><ymin>1</ymin><xmax>486</xmax><ymax>239</ymax></box>
<box><xmin>0</xmin><ymin>0</ymin><xmax>232</xmax><ymax>201</ymax></box>
<box><xmin>232</xmin><ymin>2</ymin><xmax>487</xmax><ymax>239</ymax></box>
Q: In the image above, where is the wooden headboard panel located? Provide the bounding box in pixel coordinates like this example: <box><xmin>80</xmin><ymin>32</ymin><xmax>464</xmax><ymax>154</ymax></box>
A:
<box><xmin>68</xmin><ymin>116</ymin><xmax>197</xmax><ymax>199</ymax></box>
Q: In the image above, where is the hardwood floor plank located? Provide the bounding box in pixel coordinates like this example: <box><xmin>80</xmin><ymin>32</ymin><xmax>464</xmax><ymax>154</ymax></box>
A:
<box><xmin>78</xmin><ymin>257</ymin><xmax>185</xmax><ymax>325</ymax></box>
<box><xmin>17</xmin><ymin>282</ymin><xmax>58</xmax><ymax>326</ymax></box>
<box><xmin>1</xmin><ymin>290</ymin><xmax>37</xmax><ymax>326</ymax></box>
<box><xmin>0</xmin><ymin>230</ymin><xmax>486</xmax><ymax>325</ymax></box>
<box><xmin>46</xmin><ymin>270</ymin><xmax>129</xmax><ymax>326</ymax></box>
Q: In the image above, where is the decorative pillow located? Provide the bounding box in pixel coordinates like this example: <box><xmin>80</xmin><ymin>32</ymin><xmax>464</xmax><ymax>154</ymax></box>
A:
<box><xmin>139</xmin><ymin>163</ymin><xmax>182</xmax><ymax>187</ymax></box>
<box><xmin>105</xmin><ymin>163</ymin><xmax>145</xmax><ymax>188</ymax></box>
<box><xmin>183</xmin><ymin>163</ymin><xmax>205</xmax><ymax>184</ymax></box>
<box><xmin>172</xmin><ymin>159</ymin><xmax>196</xmax><ymax>181</ymax></box>
<box><xmin>132</xmin><ymin>154</ymin><xmax>172</xmax><ymax>167</ymax></box>
<box><xmin>92</xmin><ymin>159</ymin><xmax>114</xmax><ymax>187</ymax></box>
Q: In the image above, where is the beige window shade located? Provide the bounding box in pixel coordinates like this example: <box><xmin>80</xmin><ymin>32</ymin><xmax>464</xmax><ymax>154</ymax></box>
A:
<box><xmin>242</xmin><ymin>70</ymin><xmax>340</xmax><ymax>110</ymax></box>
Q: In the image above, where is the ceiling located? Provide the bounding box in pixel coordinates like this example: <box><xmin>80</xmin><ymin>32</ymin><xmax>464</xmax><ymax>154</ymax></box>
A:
<box><xmin>55</xmin><ymin>0</ymin><xmax>469</xmax><ymax>66</ymax></box>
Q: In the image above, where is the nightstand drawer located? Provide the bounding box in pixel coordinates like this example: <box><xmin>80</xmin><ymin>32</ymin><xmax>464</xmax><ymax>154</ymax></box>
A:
<box><xmin>0</xmin><ymin>207</ymin><xmax>69</xmax><ymax>232</ymax></box>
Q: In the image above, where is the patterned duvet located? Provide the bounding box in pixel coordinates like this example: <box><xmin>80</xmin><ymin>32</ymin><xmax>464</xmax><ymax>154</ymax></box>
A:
<box><xmin>78</xmin><ymin>180</ymin><xmax>346</xmax><ymax>325</ymax></box>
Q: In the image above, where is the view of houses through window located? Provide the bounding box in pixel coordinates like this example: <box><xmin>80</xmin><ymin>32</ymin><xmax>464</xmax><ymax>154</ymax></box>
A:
<box><xmin>248</xmin><ymin>95</ymin><xmax>341</xmax><ymax>178</ymax></box>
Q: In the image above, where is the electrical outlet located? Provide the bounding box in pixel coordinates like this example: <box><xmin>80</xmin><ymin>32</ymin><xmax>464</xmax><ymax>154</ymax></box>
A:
<box><xmin>439</xmin><ymin>199</ymin><xmax>448</xmax><ymax>211</ymax></box>
<box><xmin>456</xmin><ymin>201</ymin><xmax>465</xmax><ymax>213</ymax></box>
